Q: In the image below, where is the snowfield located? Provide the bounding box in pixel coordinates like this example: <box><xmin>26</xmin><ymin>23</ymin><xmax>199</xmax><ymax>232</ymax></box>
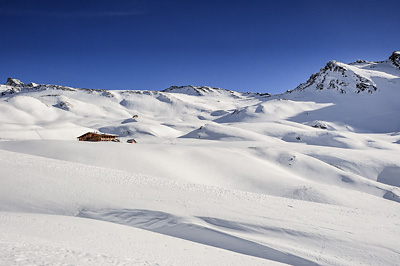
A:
<box><xmin>1</xmin><ymin>53</ymin><xmax>400</xmax><ymax>265</ymax></box>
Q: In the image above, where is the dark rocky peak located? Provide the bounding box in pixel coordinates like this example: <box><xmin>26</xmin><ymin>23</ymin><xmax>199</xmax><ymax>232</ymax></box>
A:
<box><xmin>348</xmin><ymin>59</ymin><xmax>373</xmax><ymax>65</ymax></box>
<box><xmin>5</xmin><ymin>78</ymin><xmax>25</xmax><ymax>87</ymax></box>
<box><xmin>323</xmin><ymin>61</ymin><xmax>347</xmax><ymax>73</ymax></box>
<box><xmin>389</xmin><ymin>51</ymin><xmax>400</xmax><ymax>69</ymax></box>
<box><xmin>28</xmin><ymin>82</ymin><xmax>38</xmax><ymax>87</ymax></box>
<box><xmin>291</xmin><ymin>59</ymin><xmax>377</xmax><ymax>94</ymax></box>
<box><xmin>243</xmin><ymin>92</ymin><xmax>271</xmax><ymax>98</ymax></box>
<box><xmin>293</xmin><ymin>61</ymin><xmax>348</xmax><ymax>92</ymax></box>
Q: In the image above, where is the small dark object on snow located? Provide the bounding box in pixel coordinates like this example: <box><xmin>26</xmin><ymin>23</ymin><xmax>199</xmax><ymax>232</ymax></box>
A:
<box><xmin>77</xmin><ymin>132</ymin><xmax>120</xmax><ymax>142</ymax></box>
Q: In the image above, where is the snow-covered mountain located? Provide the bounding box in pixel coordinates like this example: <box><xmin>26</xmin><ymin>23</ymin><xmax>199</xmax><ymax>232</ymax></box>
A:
<box><xmin>292</xmin><ymin>51</ymin><xmax>400</xmax><ymax>94</ymax></box>
<box><xmin>1</xmin><ymin>52</ymin><xmax>400</xmax><ymax>265</ymax></box>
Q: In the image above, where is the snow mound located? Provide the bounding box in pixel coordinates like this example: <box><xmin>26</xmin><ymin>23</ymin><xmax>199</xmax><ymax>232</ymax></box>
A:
<box><xmin>180</xmin><ymin>123</ymin><xmax>270</xmax><ymax>142</ymax></box>
<box><xmin>305</xmin><ymin>120</ymin><xmax>336</xmax><ymax>130</ymax></box>
<box><xmin>99</xmin><ymin>122</ymin><xmax>181</xmax><ymax>138</ymax></box>
<box><xmin>215</xmin><ymin>100</ymin><xmax>332</xmax><ymax>123</ymax></box>
<box><xmin>53</xmin><ymin>100</ymin><xmax>73</xmax><ymax>111</ymax></box>
<box><xmin>377</xmin><ymin>166</ymin><xmax>400</xmax><ymax>187</ymax></box>
<box><xmin>290</xmin><ymin>186</ymin><xmax>337</xmax><ymax>204</ymax></box>
<box><xmin>78</xmin><ymin>208</ymin><xmax>319</xmax><ymax>265</ymax></box>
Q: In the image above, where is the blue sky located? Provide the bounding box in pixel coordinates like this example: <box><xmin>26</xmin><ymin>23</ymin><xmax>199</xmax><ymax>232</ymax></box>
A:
<box><xmin>1</xmin><ymin>0</ymin><xmax>399</xmax><ymax>93</ymax></box>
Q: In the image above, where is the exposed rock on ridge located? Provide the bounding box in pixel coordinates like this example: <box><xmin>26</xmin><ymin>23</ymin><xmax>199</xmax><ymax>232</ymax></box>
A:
<box><xmin>163</xmin><ymin>85</ymin><xmax>233</xmax><ymax>96</ymax></box>
<box><xmin>5</xmin><ymin>78</ymin><xmax>25</xmax><ymax>87</ymax></box>
<box><xmin>389</xmin><ymin>51</ymin><xmax>400</xmax><ymax>69</ymax></box>
<box><xmin>292</xmin><ymin>58</ymin><xmax>382</xmax><ymax>94</ymax></box>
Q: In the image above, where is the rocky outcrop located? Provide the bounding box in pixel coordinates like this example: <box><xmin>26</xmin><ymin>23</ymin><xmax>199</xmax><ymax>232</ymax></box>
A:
<box><xmin>292</xmin><ymin>60</ymin><xmax>377</xmax><ymax>94</ymax></box>
<box><xmin>5</xmin><ymin>78</ymin><xmax>25</xmax><ymax>87</ymax></box>
<box><xmin>163</xmin><ymin>85</ymin><xmax>230</xmax><ymax>96</ymax></box>
<box><xmin>389</xmin><ymin>51</ymin><xmax>400</xmax><ymax>69</ymax></box>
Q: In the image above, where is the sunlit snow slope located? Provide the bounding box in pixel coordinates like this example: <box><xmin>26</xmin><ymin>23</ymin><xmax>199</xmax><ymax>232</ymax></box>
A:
<box><xmin>1</xmin><ymin>52</ymin><xmax>400</xmax><ymax>265</ymax></box>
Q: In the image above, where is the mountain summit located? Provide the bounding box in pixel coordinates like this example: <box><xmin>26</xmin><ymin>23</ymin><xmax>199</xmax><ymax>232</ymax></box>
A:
<box><xmin>5</xmin><ymin>78</ymin><xmax>25</xmax><ymax>87</ymax></box>
<box><xmin>291</xmin><ymin>51</ymin><xmax>399</xmax><ymax>95</ymax></box>
<box><xmin>389</xmin><ymin>51</ymin><xmax>400</xmax><ymax>69</ymax></box>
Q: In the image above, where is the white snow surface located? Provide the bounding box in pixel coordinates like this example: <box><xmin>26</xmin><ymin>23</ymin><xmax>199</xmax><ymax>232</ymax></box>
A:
<box><xmin>1</xmin><ymin>54</ymin><xmax>400</xmax><ymax>265</ymax></box>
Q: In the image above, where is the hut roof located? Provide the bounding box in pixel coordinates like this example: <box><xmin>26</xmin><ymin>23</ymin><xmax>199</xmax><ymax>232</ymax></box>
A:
<box><xmin>77</xmin><ymin>132</ymin><xmax>119</xmax><ymax>138</ymax></box>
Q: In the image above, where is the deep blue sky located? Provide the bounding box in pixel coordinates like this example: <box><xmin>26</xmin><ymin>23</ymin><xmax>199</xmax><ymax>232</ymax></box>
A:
<box><xmin>1</xmin><ymin>0</ymin><xmax>399</xmax><ymax>93</ymax></box>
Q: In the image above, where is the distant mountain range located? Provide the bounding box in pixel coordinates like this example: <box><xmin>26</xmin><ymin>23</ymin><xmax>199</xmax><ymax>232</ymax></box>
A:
<box><xmin>3</xmin><ymin>51</ymin><xmax>399</xmax><ymax>96</ymax></box>
<box><xmin>1</xmin><ymin>52</ymin><xmax>399</xmax><ymax>137</ymax></box>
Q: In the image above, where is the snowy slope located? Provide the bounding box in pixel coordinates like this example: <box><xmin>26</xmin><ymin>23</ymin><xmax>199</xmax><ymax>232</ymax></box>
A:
<box><xmin>1</xmin><ymin>52</ymin><xmax>400</xmax><ymax>265</ymax></box>
<box><xmin>1</xmin><ymin>149</ymin><xmax>399</xmax><ymax>266</ymax></box>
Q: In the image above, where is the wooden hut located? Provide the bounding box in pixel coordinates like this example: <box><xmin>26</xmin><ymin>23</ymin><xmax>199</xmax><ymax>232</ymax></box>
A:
<box><xmin>77</xmin><ymin>132</ymin><xmax>120</xmax><ymax>142</ymax></box>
